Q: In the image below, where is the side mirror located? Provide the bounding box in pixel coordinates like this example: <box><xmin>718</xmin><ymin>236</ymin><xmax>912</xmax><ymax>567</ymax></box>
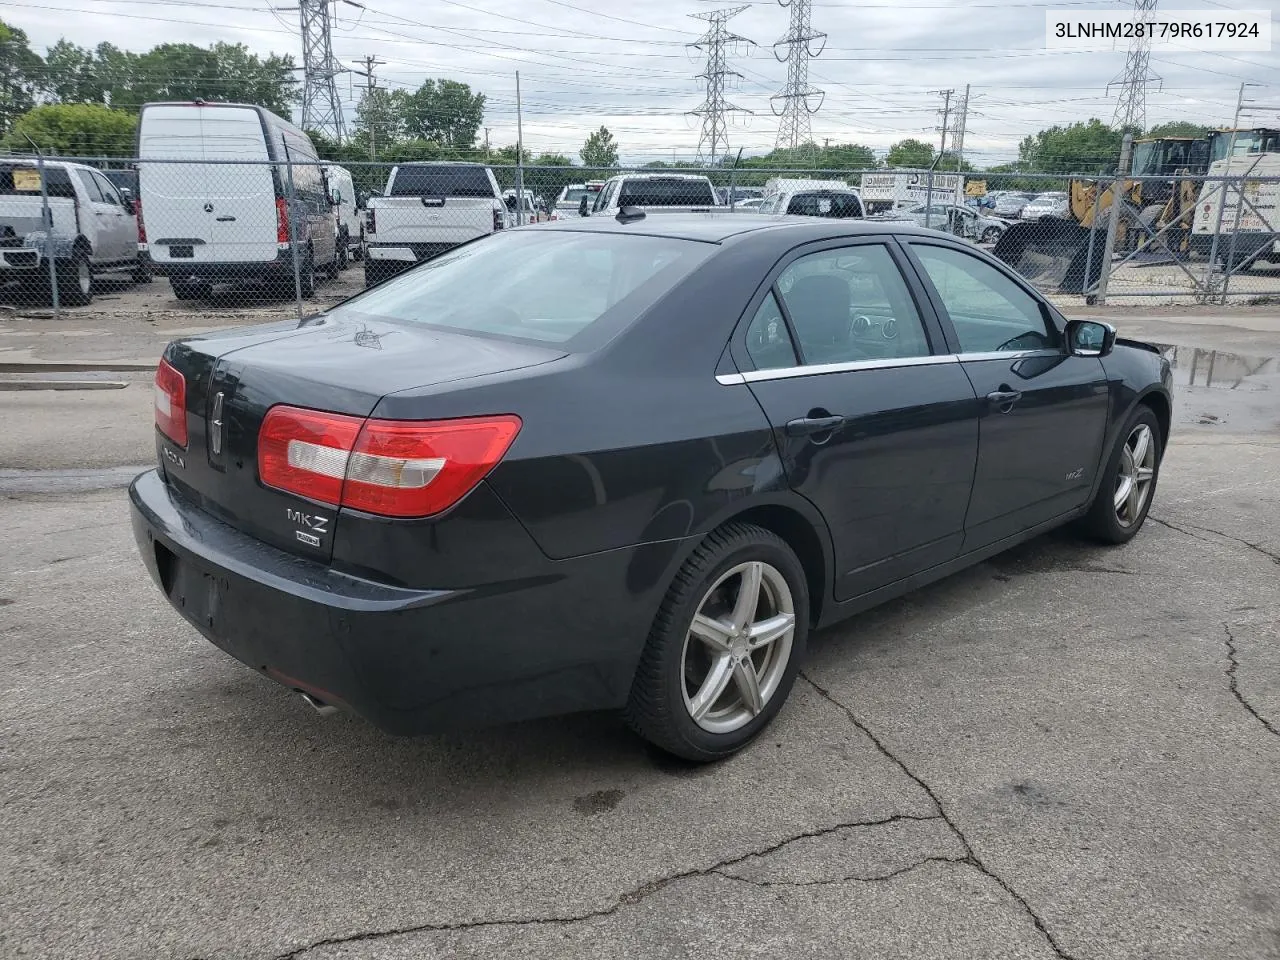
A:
<box><xmin>119</xmin><ymin>187</ymin><xmax>136</xmax><ymax>213</ymax></box>
<box><xmin>579</xmin><ymin>195</ymin><xmax>590</xmax><ymax>217</ymax></box>
<box><xmin>1065</xmin><ymin>318</ymin><xmax>1116</xmax><ymax>358</ymax></box>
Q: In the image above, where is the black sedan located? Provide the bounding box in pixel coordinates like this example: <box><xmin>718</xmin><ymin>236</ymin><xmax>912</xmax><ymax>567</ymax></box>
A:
<box><xmin>130</xmin><ymin>213</ymin><xmax>1173</xmax><ymax>762</ymax></box>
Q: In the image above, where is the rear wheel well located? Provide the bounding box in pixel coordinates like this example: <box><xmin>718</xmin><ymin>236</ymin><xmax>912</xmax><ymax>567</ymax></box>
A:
<box><xmin>1139</xmin><ymin>392</ymin><xmax>1171</xmax><ymax>454</ymax></box>
<box><xmin>720</xmin><ymin>505</ymin><xmax>827</xmax><ymax>626</ymax></box>
<box><xmin>73</xmin><ymin>235</ymin><xmax>93</xmax><ymax>258</ymax></box>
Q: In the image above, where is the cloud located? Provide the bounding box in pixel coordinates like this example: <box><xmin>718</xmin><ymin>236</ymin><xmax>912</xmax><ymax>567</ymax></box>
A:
<box><xmin>7</xmin><ymin>0</ymin><xmax>1277</xmax><ymax>164</ymax></box>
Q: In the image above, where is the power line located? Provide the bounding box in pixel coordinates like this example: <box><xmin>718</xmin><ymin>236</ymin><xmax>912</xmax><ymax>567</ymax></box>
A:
<box><xmin>350</xmin><ymin>52</ymin><xmax>383</xmax><ymax>157</ymax></box>
<box><xmin>688</xmin><ymin>5</ymin><xmax>754</xmax><ymax>166</ymax></box>
<box><xmin>771</xmin><ymin>0</ymin><xmax>825</xmax><ymax>151</ymax></box>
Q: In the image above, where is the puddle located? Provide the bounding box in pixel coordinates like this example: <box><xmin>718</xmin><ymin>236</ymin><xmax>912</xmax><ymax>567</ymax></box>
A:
<box><xmin>1147</xmin><ymin>344</ymin><xmax>1279</xmax><ymax>433</ymax></box>
<box><xmin>1148</xmin><ymin>343</ymin><xmax>1276</xmax><ymax>392</ymax></box>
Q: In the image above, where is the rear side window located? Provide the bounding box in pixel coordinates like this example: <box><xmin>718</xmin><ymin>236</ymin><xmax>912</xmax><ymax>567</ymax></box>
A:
<box><xmin>390</xmin><ymin>166</ymin><xmax>494</xmax><ymax>198</ymax></box>
<box><xmin>787</xmin><ymin>192</ymin><xmax>863</xmax><ymax>218</ymax></box>
<box><xmin>617</xmin><ymin>179</ymin><xmax>715</xmax><ymax>207</ymax></box>
<box><xmin>337</xmin><ymin>231</ymin><xmax>712</xmax><ymax>344</ymax></box>
<box><xmin>0</xmin><ymin>166</ymin><xmax>76</xmax><ymax>199</ymax></box>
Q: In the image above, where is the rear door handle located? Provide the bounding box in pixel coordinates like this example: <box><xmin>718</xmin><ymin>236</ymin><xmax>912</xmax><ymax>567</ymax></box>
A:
<box><xmin>785</xmin><ymin>414</ymin><xmax>846</xmax><ymax>438</ymax></box>
<box><xmin>987</xmin><ymin>389</ymin><xmax>1023</xmax><ymax>408</ymax></box>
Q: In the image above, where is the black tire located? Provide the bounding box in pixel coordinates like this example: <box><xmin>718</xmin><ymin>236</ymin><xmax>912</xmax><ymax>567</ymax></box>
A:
<box><xmin>1078</xmin><ymin>405</ymin><xmax>1163</xmax><ymax>545</ymax></box>
<box><xmin>981</xmin><ymin>227</ymin><xmax>1001</xmax><ymax>244</ymax></box>
<box><xmin>334</xmin><ymin>233</ymin><xmax>349</xmax><ymax>272</ymax></box>
<box><xmin>298</xmin><ymin>252</ymin><xmax>316</xmax><ymax>298</ymax></box>
<box><xmin>364</xmin><ymin>260</ymin><xmax>392</xmax><ymax>288</ymax></box>
<box><xmin>170</xmin><ymin>279</ymin><xmax>210</xmax><ymax>302</ymax></box>
<box><xmin>132</xmin><ymin>263</ymin><xmax>153</xmax><ymax>284</ymax></box>
<box><xmin>56</xmin><ymin>251</ymin><xmax>93</xmax><ymax>307</ymax></box>
<box><xmin>623</xmin><ymin>522</ymin><xmax>809</xmax><ymax>763</ymax></box>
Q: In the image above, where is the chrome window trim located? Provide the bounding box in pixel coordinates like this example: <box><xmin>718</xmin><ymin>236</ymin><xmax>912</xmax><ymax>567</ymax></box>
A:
<box><xmin>956</xmin><ymin>348</ymin><xmax>1065</xmax><ymax>362</ymax></box>
<box><xmin>716</xmin><ymin>353</ymin><xmax>959</xmax><ymax>385</ymax></box>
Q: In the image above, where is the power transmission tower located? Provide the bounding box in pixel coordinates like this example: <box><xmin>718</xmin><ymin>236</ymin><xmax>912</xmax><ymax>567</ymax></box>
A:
<box><xmin>1108</xmin><ymin>0</ymin><xmax>1161</xmax><ymax>132</ymax></box>
<box><xmin>298</xmin><ymin>0</ymin><xmax>348</xmax><ymax>140</ymax></box>
<box><xmin>951</xmin><ymin>84</ymin><xmax>970</xmax><ymax>170</ymax></box>
<box><xmin>688</xmin><ymin>6</ymin><xmax>754</xmax><ymax>166</ymax></box>
<box><xmin>350</xmin><ymin>54</ymin><xmax>384</xmax><ymax>159</ymax></box>
<box><xmin>771</xmin><ymin>0</ymin><xmax>826</xmax><ymax>152</ymax></box>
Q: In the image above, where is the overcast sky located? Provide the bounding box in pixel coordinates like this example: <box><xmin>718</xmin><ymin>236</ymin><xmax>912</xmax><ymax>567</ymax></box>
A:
<box><xmin>5</xmin><ymin>0</ymin><xmax>1278</xmax><ymax>164</ymax></box>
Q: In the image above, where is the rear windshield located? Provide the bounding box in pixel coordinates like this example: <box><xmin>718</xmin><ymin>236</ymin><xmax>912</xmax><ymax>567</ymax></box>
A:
<box><xmin>787</xmin><ymin>192</ymin><xmax>863</xmax><ymax>218</ymax></box>
<box><xmin>617</xmin><ymin>179</ymin><xmax>716</xmax><ymax>207</ymax></box>
<box><xmin>561</xmin><ymin>187</ymin><xmax>589</xmax><ymax>203</ymax></box>
<box><xmin>0</xmin><ymin>165</ymin><xmax>75</xmax><ymax>198</ymax></box>
<box><xmin>336</xmin><ymin>231</ymin><xmax>711</xmax><ymax>345</ymax></box>
<box><xmin>390</xmin><ymin>166</ymin><xmax>493</xmax><ymax>198</ymax></box>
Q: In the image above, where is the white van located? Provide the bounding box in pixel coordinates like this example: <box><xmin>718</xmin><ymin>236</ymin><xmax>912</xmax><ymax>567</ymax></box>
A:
<box><xmin>136</xmin><ymin>101</ymin><xmax>338</xmax><ymax>301</ymax></box>
<box><xmin>324</xmin><ymin>163</ymin><xmax>363</xmax><ymax>265</ymax></box>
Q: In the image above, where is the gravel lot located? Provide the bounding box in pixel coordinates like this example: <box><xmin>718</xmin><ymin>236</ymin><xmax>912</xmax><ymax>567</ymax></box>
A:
<box><xmin>1</xmin><ymin>296</ymin><xmax>1278</xmax><ymax>959</ymax></box>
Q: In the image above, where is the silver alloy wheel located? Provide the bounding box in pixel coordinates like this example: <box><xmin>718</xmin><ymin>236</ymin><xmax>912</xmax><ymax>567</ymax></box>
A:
<box><xmin>76</xmin><ymin>258</ymin><xmax>91</xmax><ymax>296</ymax></box>
<box><xmin>679</xmin><ymin>560</ymin><xmax>797</xmax><ymax>734</ymax></box>
<box><xmin>1114</xmin><ymin>422</ymin><xmax>1156</xmax><ymax>528</ymax></box>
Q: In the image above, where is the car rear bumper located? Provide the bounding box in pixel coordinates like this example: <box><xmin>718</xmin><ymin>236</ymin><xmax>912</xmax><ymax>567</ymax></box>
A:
<box><xmin>142</xmin><ymin>250</ymin><xmax>295</xmax><ymax>280</ymax></box>
<box><xmin>129</xmin><ymin>468</ymin><xmax>664</xmax><ymax>735</ymax></box>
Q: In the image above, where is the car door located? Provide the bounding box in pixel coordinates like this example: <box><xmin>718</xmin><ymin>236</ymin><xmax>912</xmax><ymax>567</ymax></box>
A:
<box><xmin>74</xmin><ymin>170</ymin><xmax>121</xmax><ymax>263</ymax></box>
<box><xmin>91</xmin><ymin>171</ymin><xmax>136</xmax><ymax>263</ymax></box>
<box><xmin>901</xmin><ymin>239</ymin><xmax>1111</xmax><ymax>550</ymax></box>
<box><xmin>730</xmin><ymin>239</ymin><xmax>980</xmax><ymax>602</ymax></box>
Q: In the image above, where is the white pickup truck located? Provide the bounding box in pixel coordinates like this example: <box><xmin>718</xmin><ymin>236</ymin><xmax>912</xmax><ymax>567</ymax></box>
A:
<box><xmin>363</xmin><ymin>162</ymin><xmax>512</xmax><ymax>287</ymax></box>
<box><xmin>0</xmin><ymin>158</ymin><xmax>146</xmax><ymax>306</ymax></box>
<box><xmin>586</xmin><ymin>174</ymin><xmax>722</xmax><ymax>217</ymax></box>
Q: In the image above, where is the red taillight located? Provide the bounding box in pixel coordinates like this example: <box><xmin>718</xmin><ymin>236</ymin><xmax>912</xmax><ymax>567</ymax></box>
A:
<box><xmin>257</xmin><ymin>406</ymin><xmax>522</xmax><ymax>518</ymax></box>
<box><xmin>276</xmin><ymin>197</ymin><xmax>290</xmax><ymax>244</ymax></box>
<box><xmin>493</xmin><ymin>208</ymin><xmax>504</xmax><ymax>231</ymax></box>
<box><xmin>154</xmin><ymin>358</ymin><xmax>187</xmax><ymax>448</ymax></box>
<box><xmin>259</xmin><ymin>406</ymin><xmax>364</xmax><ymax>507</ymax></box>
<box><xmin>135</xmin><ymin>197</ymin><xmax>146</xmax><ymax>243</ymax></box>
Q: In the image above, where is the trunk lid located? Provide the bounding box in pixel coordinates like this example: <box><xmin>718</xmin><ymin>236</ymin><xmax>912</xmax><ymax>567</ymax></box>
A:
<box><xmin>159</xmin><ymin>316</ymin><xmax>565</xmax><ymax>562</ymax></box>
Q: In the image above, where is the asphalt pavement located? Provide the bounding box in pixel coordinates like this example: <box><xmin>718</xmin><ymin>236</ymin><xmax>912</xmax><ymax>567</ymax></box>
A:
<box><xmin>1</xmin><ymin>308</ymin><xmax>1278</xmax><ymax>959</ymax></box>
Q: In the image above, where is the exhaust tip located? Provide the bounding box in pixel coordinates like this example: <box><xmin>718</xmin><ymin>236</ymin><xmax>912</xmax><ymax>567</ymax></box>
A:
<box><xmin>297</xmin><ymin>690</ymin><xmax>338</xmax><ymax>717</ymax></box>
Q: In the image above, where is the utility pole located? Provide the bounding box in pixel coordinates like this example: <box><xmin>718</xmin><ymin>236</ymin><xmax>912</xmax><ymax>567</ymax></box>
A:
<box><xmin>688</xmin><ymin>6</ymin><xmax>754</xmax><ymax>167</ymax></box>
<box><xmin>350</xmin><ymin>54</ymin><xmax>383</xmax><ymax>160</ymax></box>
<box><xmin>1109</xmin><ymin>0</ymin><xmax>1161</xmax><ymax>132</ymax></box>
<box><xmin>933</xmin><ymin>88</ymin><xmax>954</xmax><ymax>162</ymax></box>
<box><xmin>515</xmin><ymin>71</ymin><xmax>525</xmax><ymax>226</ymax></box>
<box><xmin>483</xmin><ymin>126</ymin><xmax>491</xmax><ymax>160</ymax></box>
<box><xmin>771</xmin><ymin>0</ymin><xmax>826</xmax><ymax>153</ymax></box>
<box><xmin>296</xmin><ymin>0</ymin><xmax>357</xmax><ymax>141</ymax></box>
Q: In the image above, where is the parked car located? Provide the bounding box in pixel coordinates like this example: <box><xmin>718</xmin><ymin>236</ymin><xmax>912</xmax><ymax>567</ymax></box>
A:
<box><xmin>586</xmin><ymin>173</ymin><xmax>721</xmax><ymax>216</ymax></box>
<box><xmin>0</xmin><ymin>157</ymin><xmax>146</xmax><ymax>305</ymax></box>
<box><xmin>131</xmin><ymin>212</ymin><xmax>1172</xmax><ymax>763</ymax></box>
<box><xmin>1021</xmin><ymin>191</ymin><xmax>1070</xmax><ymax>220</ymax></box>
<box><xmin>323</xmin><ymin>164</ymin><xmax>363</xmax><ymax>266</ymax></box>
<box><xmin>759</xmin><ymin>178</ymin><xmax>858</xmax><ymax>217</ymax></box>
<box><xmin>991</xmin><ymin>192</ymin><xmax>1037</xmax><ymax>218</ymax></box>
<box><xmin>718</xmin><ymin>186</ymin><xmax>765</xmax><ymax>207</ymax></box>
<box><xmin>762</xmin><ymin>187</ymin><xmax>864</xmax><ymax>219</ymax></box>
<box><xmin>137</xmin><ymin>101</ymin><xmax>338</xmax><ymax>302</ymax></box>
<box><xmin>502</xmin><ymin>188</ymin><xmax>543</xmax><ymax>224</ymax></box>
<box><xmin>735</xmin><ymin>197</ymin><xmax>765</xmax><ymax>212</ymax></box>
<box><xmin>549</xmin><ymin>182</ymin><xmax>602</xmax><ymax>221</ymax></box>
<box><xmin>363</xmin><ymin>162</ymin><xmax>510</xmax><ymax>287</ymax></box>
<box><xmin>894</xmin><ymin>203</ymin><xmax>1011</xmax><ymax>245</ymax></box>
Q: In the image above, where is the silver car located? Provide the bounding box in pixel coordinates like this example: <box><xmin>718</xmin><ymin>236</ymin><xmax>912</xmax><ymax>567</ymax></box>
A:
<box><xmin>1020</xmin><ymin>191</ymin><xmax>1071</xmax><ymax>220</ymax></box>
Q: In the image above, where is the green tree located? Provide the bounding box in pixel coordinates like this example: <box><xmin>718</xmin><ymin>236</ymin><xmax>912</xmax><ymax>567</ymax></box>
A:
<box><xmin>1017</xmin><ymin>119</ymin><xmax>1123</xmax><ymax>174</ymax></box>
<box><xmin>3</xmin><ymin>103</ymin><xmax>137</xmax><ymax>155</ymax></box>
<box><xmin>354</xmin><ymin>87</ymin><xmax>411</xmax><ymax>156</ymax></box>
<box><xmin>41</xmin><ymin>40</ymin><xmax>100</xmax><ymax>104</ymax></box>
<box><xmin>0</xmin><ymin>19</ymin><xmax>42</xmax><ymax>136</ymax></box>
<box><xmin>580</xmin><ymin>126</ymin><xmax>618</xmax><ymax>168</ymax></box>
<box><xmin>403</xmin><ymin>79</ymin><xmax>484</xmax><ymax>149</ymax></box>
<box><xmin>885</xmin><ymin>138</ymin><xmax>935</xmax><ymax>168</ymax></box>
<box><xmin>1145</xmin><ymin>121</ymin><xmax>1210</xmax><ymax>139</ymax></box>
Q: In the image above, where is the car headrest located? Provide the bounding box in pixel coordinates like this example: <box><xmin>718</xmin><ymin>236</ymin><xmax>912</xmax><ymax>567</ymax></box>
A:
<box><xmin>787</xmin><ymin>275</ymin><xmax>850</xmax><ymax>345</ymax></box>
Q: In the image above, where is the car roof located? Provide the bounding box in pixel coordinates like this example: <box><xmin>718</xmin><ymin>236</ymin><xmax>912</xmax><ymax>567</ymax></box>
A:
<box><xmin>530</xmin><ymin>212</ymin><xmax>963</xmax><ymax>244</ymax></box>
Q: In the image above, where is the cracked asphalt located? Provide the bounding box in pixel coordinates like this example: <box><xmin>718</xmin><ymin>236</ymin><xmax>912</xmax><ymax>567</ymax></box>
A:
<box><xmin>2</xmin><ymin>310</ymin><xmax>1279</xmax><ymax>959</ymax></box>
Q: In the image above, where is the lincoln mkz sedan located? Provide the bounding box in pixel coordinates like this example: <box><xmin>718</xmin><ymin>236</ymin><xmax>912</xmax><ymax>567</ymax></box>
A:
<box><xmin>130</xmin><ymin>212</ymin><xmax>1173</xmax><ymax>762</ymax></box>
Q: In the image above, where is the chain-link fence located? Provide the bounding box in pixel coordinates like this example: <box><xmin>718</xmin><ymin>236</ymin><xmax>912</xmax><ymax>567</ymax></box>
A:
<box><xmin>2</xmin><ymin>157</ymin><xmax>1278</xmax><ymax>318</ymax></box>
